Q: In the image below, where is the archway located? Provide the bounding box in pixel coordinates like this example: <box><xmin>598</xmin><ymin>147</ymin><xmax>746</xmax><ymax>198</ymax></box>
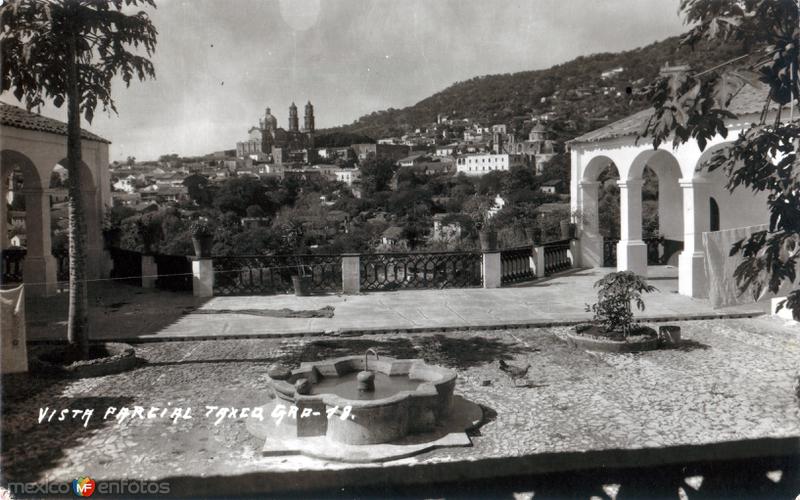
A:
<box><xmin>709</xmin><ymin>197</ymin><xmax>720</xmax><ymax>232</ymax></box>
<box><xmin>628</xmin><ymin>149</ymin><xmax>684</xmax><ymax>268</ymax></box>
<box><xmin>579</xmin><ymin>155</ymin><xmax>620</xmax><ymax>268</ymax></box>
<box><xmin>1</xmin><ymin>149</ymin><xmax>56</xmax><ymax>292</ymax></box>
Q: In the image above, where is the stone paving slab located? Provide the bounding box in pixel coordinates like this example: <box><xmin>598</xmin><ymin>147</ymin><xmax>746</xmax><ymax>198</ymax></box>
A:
<box><xmin>3</xmin><ymin>316</ymin><xmax>798</xmax><ymax>494</ymax></box>
<box><xmin>25</xmin><ymin>267</ymin><xmax>768</xmax><ymax>342</ymax></box>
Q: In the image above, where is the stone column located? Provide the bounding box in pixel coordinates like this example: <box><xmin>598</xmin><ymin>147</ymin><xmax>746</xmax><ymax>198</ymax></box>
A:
<box><xmin>678</xmin><ymin>178</ymin><xmax>710</xmax><ymax>298</ymax></box>
<box><xmin>192</xmin><ymin>257</ymin><xmax>214</xmax><ymax>298</ymax></box>
<box><xmin>578</xmin><ymin>180</ymin><xmax>602</xmax><ymax>267</ymax></box>
<box><xmin>141</xmin><ymin>254</ymin><xmax>157</xmax><ymax>289</ymax></box>
<box><xmin>341</xmin><ymin>253</ymin><xmax>360</xmax><ymax>294</ymax></box>
<box><xmin>616</xmin><ymin>179</ymin><xmax>647</xmax><ymax>275</ymax></box>
<box><xmin>482</xmin><ymin>251</ymin><xmax>502</xmax><ymax>288</ymax></box>
<box><xmin>22</xmin><ymin>188</ymin><xmax>57</xmax><ymax>296</ymax></box>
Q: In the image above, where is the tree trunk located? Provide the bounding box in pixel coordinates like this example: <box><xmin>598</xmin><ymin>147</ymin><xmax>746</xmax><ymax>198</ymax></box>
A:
<box><xmin>66</xmin><ymin>33</ymin><xmax>90</xmax><ymax>358</ymax></box>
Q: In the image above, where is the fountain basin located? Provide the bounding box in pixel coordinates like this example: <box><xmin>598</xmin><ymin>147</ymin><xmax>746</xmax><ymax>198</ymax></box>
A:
<box><xmin>269</xmin><ymin>356</ymin><xmax>456</xmax><ymax>445</ymax></box>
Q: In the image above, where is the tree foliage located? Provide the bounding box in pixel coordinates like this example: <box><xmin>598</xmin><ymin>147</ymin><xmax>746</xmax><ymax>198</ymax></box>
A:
<box><xmin>640</xmin><ymin>0</ymin><xmax>799</xmax><ymax>317</ymax></box>
<box><xmin>1</xmin><ymin>0</ymin><xmax>158</xmax><ymax>355</ymax></box>
<box><xmin>1</xmin><ymin>0</ymin><xmax>158</xmax><ymax>123</ymax></box>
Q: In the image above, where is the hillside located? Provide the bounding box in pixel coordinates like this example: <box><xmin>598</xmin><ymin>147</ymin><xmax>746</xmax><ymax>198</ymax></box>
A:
<box><xmin>320</xmin><ymin>36</ymin><xmax>745</xmax><ymax>141</ymax></box>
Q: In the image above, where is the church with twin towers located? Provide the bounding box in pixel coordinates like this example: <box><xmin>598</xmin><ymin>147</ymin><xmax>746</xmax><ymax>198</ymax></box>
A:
<box><xmin>235</xmin><ymin>101</ymin><xmax>316</xmax><ymax>164</ymax></box>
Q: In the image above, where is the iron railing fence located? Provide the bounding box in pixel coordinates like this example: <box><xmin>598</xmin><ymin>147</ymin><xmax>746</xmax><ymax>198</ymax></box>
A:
<box><xmin>109</xmin><ymin>248</ymin><xmax>143</xmax><ymax>286</ymax></box>
<box><xmin>360</xmin><ymin>251</ymin><xmax>482</xmax><ymax>291</ymax></box>
<box><xmin>154</xmin><ymin>253</ymin><xmax>193</xmax><ymax>292</ymax></box>
<box><xmin>213</xmin><ymin>254</ymin><xmax>342</xmax><ymax>296</ymax></box>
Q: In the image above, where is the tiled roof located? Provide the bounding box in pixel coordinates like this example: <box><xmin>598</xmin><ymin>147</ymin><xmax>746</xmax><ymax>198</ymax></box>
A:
<box><xmin>569</xmin><ymin>83</ymin><xmax>772</xmax><ymax>145</ymax></box>
<box><xmin>0</xmin><ymin>102</ymin><xmax>110</xmax><ymax>144</ymax></box>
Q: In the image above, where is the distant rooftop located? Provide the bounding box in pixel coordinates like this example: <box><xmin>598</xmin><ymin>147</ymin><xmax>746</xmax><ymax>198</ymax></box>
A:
<box><xmin>569</xmin><ymin>83</ymin><xmax>772</xmax><ymax>145</ymax></box>
<box><xmin>0</xmin><ymin>102</ymin><xmax>110</xmax><ymax>144</ymax></box>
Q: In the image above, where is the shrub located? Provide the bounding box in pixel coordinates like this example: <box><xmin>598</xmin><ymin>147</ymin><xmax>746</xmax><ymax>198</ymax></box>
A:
<box><xmin>586</xmin><ymin>271</ymin><xmax>657</xmax><ymax>336</ymax></box>
<box><xmin>190</xmin><ymin>220</ymin><xmax>213</xmax><ymax>238</ymax></box>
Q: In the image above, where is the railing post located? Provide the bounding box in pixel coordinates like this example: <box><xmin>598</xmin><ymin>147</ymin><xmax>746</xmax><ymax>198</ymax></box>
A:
<box><xmin>482</xmin><ymin>250</ymin><xmax>502</xmax><ymax>288</ymax></box>
<box><xmin>341</xmin><ymin>253</ymin><xmax>361</xmax><ymax>294</ymax></box>
<box><xmin>533</xmin><ymin>246</ymin><xmax>546</xmax><ymax>277</ymax></box>
<box><xmin>569</xmin><ymin>239</ymin><xmax>580</xmax><ymax>268</ymax></box>
<box><xmin>141</xmin><ymin>254</ymin><xmax>157</xmax><ymax>288</ymax></box>
<box><xmin>192</xmin><ymin>257</ymin><xmax>214</xmax><ymax>297</ymax></box>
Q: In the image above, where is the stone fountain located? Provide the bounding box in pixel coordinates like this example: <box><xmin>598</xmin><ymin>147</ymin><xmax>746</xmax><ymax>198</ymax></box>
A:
<box><xmin>246</xmin><ymin>350</ymin><xmax>484</xmax><ymax>462</ymax></box>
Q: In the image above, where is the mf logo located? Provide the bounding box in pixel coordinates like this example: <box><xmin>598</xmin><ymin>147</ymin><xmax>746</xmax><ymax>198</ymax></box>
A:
<box><xmin>71</xmin><ymin>477</ymin><xmax>96</xmax><ymax>497</ymax></box>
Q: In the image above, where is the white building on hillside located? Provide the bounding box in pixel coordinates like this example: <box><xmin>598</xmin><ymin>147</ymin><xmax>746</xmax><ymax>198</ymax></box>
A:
<box><xmin>455</xmin><ymin>153</ymin><xmax>524</xmax><ymax>176</ymax></box>
<box><xmin>334</xmin><ymin>168</ymin><xmax>360</xmax><ymax>186</ymax></box>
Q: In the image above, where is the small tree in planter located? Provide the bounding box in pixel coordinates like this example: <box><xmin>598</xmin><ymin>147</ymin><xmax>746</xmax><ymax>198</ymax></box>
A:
<box><xmin>190</xmin><ymin>220</ymin><xmax>214</xmax><ymax>258</ymax></box>
<box><xmin>571</xmin><ymin>271</ymin><xmax>663</xmax><ymax>353</ymax></box>
<box><xmin>586</xmin><ymin>271</ymin><xmax>657</xmax><ymax>338</ymax></box>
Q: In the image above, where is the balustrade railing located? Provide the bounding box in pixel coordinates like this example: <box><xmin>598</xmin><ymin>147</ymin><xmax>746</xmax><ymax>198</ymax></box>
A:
<box><xmin>543</xmin><ymin>239</ymin><xmax>571</xmax><ymax>275</ymax></box>
<box><xmin>500</xmin><ymin>246</ymin><xmax>535</xmax><ymax>284</ymax></box>
<box><xmin>1</xmin><ymin>248</ymin><xmax>26</xmax><ymax>285</ymax></box>
<box><xmin>213</xmin><ymin>254</ymin><xmax>342</xmax><ymax>296</ymax></box>
<box><xmin>604</xmin><ymin>237</ymin><xmax>684</xmax><ymax>267</ymax></box>
<box><xmin>360</xmin><ymin>251</ymin><xmax>482</xmax><ymax>291</ymax></box>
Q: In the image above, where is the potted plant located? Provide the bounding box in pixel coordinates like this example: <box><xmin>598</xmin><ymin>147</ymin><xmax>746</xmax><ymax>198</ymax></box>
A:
<box><xmin>190</xmin><ymin>220</ymin><xmax>214</xmax><ymax>258</ymax></box>
<box><xmin>291</xmin><ymin>257</ymin><xmax>313</xmax><ymax>296</ymax></box>
<box><xmin>470</xmin><ymin>201</ymin><xmax>497</xmax><ymax>251</ymax></box>
<box><xmin>569</xmin><ymin>271</ymin><xmax>661</xmax><ymax>353</ymax></box>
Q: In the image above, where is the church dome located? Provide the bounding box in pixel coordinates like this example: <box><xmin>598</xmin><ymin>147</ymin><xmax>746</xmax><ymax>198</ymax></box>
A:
<box><xmin>264</xmin><ymin>107</ymin><xmax>278</xmax><ymax>129</ymax></box>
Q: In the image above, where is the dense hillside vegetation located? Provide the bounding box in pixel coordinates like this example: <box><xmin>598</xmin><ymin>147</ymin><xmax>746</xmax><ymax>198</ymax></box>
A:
<box><xmin>321</xmin><ymin>36</ymin><xmax>746</xmax><ymax>140</ymax></box>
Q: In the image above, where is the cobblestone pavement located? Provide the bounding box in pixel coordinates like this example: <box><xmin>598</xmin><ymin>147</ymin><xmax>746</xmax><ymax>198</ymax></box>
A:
<box><xmin>2</xmin><ymin>317</ymin><xmax>798</xmax><ymax>488</ymax></box>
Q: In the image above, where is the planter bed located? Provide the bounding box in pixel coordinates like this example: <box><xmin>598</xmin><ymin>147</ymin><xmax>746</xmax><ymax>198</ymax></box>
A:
<box><xmin>567</xmin><ymin>324</ymin><xmax>660</xmax><ymax>353</ymax></box>
<box><xmin>31</xmin><ymin>342</ymin><xmax>140</xmax><ymax>378</ymax></box>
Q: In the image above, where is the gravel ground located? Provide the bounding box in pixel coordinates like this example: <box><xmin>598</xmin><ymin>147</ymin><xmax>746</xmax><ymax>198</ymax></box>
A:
<box><xmin>2</xmin><ymin>317</ymin><xmax>798</xmax><ymax>492</ymax></box>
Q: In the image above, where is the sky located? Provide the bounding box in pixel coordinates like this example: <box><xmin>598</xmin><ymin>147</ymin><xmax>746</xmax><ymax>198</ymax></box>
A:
<box><xmin>1</xmin><ymin>0</ymin><xmax>688</xmax><ymax>161</ymax></box>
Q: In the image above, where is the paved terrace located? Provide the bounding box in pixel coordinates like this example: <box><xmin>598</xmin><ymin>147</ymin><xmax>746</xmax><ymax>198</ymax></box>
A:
<box><xmin>26</xmin><ymin>267</ymin><xmax>767</xmax><ymax>342</ymax></box>
<box><xmin>3</xmin><ymin>317</ymin><xmax>798</xmax><ymax>497</ymax></box>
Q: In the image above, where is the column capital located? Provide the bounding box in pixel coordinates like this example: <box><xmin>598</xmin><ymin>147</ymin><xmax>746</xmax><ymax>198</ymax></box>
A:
<box><xmin>578</xmin><ymin>180</ymin><xmax>600</xmax><ymax>188</ymax></box>
<box><xmin>616</xmin><ymin>179</ymin><xmax>644</xmax><ymax>189</ymax></box>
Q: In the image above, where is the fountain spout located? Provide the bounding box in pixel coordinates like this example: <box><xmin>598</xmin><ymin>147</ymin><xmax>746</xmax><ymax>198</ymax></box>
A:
<box><xmin>364</xmin><ymin>348</ymin><xmax>379</xmax><ymax>371</ymax></box>
<box><xmin>359</xmin><ymin>349</ymin><xmax>379</xmax><ymax>392</ymax></box>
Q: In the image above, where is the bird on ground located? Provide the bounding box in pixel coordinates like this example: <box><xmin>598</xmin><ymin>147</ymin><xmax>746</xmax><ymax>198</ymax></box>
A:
<box><xmin>498</xmin><ymin>359</ymin><xmax>530</xmax><ymax>381</ymax></box>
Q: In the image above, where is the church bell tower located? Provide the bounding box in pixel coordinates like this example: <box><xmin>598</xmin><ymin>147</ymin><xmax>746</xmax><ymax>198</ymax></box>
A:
<box><xmin>288</xmin><ymin>102</ymin><xmax>299</xmax><ymax>132</ymax></box>
<box><xmin>303</xmin><ymin>101</ymin><xmax>315</xmax><ymax>133</ymax></box>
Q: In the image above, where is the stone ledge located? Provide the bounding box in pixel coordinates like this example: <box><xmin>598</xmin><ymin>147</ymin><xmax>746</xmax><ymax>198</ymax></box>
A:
<box><xmin>157</xmin><ymin>437</ymin><xmax>800</xmax><ymax>497</ymax></box>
